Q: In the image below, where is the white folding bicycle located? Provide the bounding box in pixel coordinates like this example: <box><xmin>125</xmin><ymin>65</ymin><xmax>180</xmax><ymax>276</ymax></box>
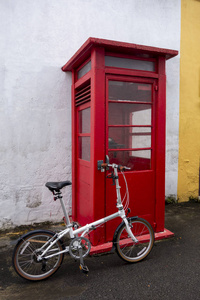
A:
<box><xmin>12</xmin><ymin>163</ymin><xmax>154</xmax><ymax>281</ymax></box>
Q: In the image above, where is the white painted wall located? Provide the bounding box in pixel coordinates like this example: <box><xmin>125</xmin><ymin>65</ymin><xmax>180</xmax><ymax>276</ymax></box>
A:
<box><xmin>0</xmin><ymin>0</ymin><xmax>181</xmax><ymax>229</ymax></box>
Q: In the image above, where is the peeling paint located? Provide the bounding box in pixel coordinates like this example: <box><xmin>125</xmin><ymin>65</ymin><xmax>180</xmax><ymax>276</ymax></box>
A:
<box><xmin>26</xmin><ymin>200</ymin><xmax>42</xmax><ymax>209</ymax></box>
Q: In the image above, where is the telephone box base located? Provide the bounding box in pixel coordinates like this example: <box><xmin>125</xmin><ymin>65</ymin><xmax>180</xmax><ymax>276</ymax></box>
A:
<box><xmin>90</xmin><ymin>228</ymin><xmax>174</xmax><ymax>255</ymax></box>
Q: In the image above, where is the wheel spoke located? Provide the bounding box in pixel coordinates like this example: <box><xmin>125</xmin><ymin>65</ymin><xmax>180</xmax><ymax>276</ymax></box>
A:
<box><xmin>13</xmin><ymin>231</ymin><xmax>64</xmax><ymax>280</ymax></box>
<box><xmin>115</xmin><ymin>218</ymin><xmax>154</xmax><ymax>263</ymax></box>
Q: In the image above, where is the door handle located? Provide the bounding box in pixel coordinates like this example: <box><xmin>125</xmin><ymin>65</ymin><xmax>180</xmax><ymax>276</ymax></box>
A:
<box><xmin>97</xmin><ymin>160</ymin><xmax>104</xmax><ymax>170</ymax></box>
<box><xmin>97</xmin><ymin>156</ymin><xmax>110</xmax><ymax>171</ymax></box>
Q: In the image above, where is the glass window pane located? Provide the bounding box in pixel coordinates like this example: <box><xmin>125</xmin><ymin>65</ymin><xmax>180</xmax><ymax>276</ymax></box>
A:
<box><xmin>105</xmin><ymin>56</ymin><xmax>155</xmax><ymax>72</ymax></box>
<box><xmin>109</xmin><ymin>103</ymin><xmax>152</xmax><ymax>126</ymax></box>
<box><xmin>108</xmin><ymin>150</ymin><xmax>151</xmax><ymax>171</ymax></box>
<box><xmin>132</xmin><ymin>127</ymin><xmax>151</xmax><ymax>148</ymax></box>
<box><xmin>108</xmin><ymin>127</ymin><xmax>151</xmax><ymax>149</ymax></box>
<box><xmin>79</xmin><ymin>107</ymin><xmax>91</xmax><ymax>133</ymax></box>
<box><xmin>109</xmin><ymin>81</ymin><xmax>152</xmax><ymax>103</ymax></box>
<box><xmin>77</xmin><ymin>61</ymin><xmax>91</xmax><ymax>79</ymax></box>
<box><xmin>78</xmin><ymin>137</ymin><xmax>90</xmax><ymax>161</ymax></box>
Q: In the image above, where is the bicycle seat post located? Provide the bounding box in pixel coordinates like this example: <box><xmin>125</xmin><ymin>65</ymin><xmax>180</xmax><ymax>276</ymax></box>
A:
<box><xmin>58</xmin><ymin>191</ymin><xmax>71</xmax><ymax>227</ymax></box>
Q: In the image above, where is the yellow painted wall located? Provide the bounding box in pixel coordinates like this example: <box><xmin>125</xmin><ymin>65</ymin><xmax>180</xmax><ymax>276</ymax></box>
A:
<box><xmin>178</xmin><ymin>0</ymin><xmax>200</xmax><ymax>201</ymax></box>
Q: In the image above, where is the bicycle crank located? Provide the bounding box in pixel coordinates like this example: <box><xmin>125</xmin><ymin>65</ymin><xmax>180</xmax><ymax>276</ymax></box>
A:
<box><xmin>69</xmin><ymin>237</ymin><xmax>91</xmax><ymax>274</ymax></box>
<box><xmin>69</xmin><ymin>237</ymin><xmax>91</xmax><ymax>259</ymax></box>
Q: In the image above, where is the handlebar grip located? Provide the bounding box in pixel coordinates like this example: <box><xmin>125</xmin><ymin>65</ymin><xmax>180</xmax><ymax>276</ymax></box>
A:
<box><xmin>118</xmin><ymin>165</ymin><xmax>131</xmax><ymax>171</ymax></box>
<box><xmin>101</xmin><ymin>163</ymin><xmax>108</xmax><ymax>168</ymax></box>
<box><xmin>119</xmin><ymin>165</ymin><xmax>126</xmax><ymax>171</ymax></box>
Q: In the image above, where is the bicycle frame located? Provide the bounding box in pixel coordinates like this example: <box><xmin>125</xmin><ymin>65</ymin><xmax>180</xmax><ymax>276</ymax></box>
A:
<box><xmin>13</xmin><ymin>162</ymin><xmax>155</xmax><ymax>280</ymax></box>
<box><xmin>37</xmin><ymin>164</ymin><xmax>138</xmax><ymax>261</ymax></box>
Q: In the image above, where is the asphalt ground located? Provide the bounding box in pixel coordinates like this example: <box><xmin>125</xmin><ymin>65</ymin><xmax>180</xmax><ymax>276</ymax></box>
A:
<box><xmin>0</xmin><ymin>201</ymin><xmax>199</xmax><ymax>300</ymax></box>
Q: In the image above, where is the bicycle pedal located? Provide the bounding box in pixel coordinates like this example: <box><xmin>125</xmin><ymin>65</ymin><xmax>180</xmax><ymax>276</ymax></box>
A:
<box><xmin>79</xmin><ymin>264</ymin><xmax>89</xmax><ymax>274</ymax></box>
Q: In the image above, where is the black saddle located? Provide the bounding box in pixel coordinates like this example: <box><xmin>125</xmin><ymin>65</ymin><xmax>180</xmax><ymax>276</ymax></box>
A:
<box><xmin>45</xmin><ymin>181</ymin><xmax>72</xmax><ymax>192</ymax></box>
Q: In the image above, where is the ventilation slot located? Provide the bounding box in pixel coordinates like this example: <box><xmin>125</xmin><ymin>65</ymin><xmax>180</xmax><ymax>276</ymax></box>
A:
<box><xmin>75</xmin><ymin>84</ymin><xmax>91</xmax><ymax>106</ymax></box>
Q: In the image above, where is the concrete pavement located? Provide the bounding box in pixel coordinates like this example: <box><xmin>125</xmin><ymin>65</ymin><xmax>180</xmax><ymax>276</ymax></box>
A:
<box><xmin>0</xmin><ymin>201</ymin><xmax>200</xmax><ymax>300</ymax></box>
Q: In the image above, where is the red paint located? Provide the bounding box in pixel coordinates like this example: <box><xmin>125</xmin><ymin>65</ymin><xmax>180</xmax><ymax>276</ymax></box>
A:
<box><xmin>62</xmin><ymin>38</ymin><xmax>178</xmax><ymax>246</ymax></box>
<box><xmin>90</xmin><ymin>228</ymin><xmax>174</xmax><ymax>255</ymax></box>
<box><xmin>62</xmin><ymin>37</ymin><xmax>178</xmax><ymax>71</ymax></box>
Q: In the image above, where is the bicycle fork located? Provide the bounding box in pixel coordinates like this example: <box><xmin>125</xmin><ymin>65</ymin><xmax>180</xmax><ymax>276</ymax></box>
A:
<box><xmin>123</xmin><ymin>217</ymin><xmax>138</xmax><ymax>243</ymax></box>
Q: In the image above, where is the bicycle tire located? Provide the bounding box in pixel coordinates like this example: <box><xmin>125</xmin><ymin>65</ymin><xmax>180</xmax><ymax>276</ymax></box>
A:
<box><xmin>12</xmin><ymin>230</ymin><xmax>64</xmax><ymax>281</ymax></box>
<box><xmin>114</xmin><ymin>217</ymin><xmax>154</xmax><ymax>263</ymax></box>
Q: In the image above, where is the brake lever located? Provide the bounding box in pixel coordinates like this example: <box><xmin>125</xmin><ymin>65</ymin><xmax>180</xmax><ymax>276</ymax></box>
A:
<box><xmin>106</xmin><ymin>172</ymin><xmax>118</xmax><ymax>185</ymax></box>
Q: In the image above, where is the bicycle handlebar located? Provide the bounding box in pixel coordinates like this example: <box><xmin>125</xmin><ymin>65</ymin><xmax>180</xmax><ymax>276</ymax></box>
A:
<box><xmin>101</xmin><ymin>163</ymin><xmax>131</xmax><ymax>171</ymax></box>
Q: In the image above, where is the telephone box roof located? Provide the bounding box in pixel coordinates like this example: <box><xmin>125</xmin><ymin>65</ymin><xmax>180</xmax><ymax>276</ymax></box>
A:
<box><xmin>62</xmin><ymin>37</ymin><xmax>178</xmax><ymax>72</ymax></box>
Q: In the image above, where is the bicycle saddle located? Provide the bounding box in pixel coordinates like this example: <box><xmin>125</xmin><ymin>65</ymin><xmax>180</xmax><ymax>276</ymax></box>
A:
<box><xmin>45</xmin><ymin>181</ymin><xmax>72</xmax><ymax>191</ymax></box>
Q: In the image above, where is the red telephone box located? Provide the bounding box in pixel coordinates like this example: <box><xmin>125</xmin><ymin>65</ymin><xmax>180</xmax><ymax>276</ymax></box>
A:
<box><xmin>62</xmin><ymin>38</ymin><xmax>178</xmax><ymax>246</ymax></box>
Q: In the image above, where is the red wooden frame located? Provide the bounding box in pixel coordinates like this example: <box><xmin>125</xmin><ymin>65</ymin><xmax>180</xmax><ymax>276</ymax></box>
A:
<box><xmin>62</xmin><ymin>37</ymin><xmax>178</xmax><ymax>72</ymax></box>
<box><xmin>106</xmin><ymin>78</ymin><xmax>154</xmax><ymax>169</ymax></box>
<box><xmin>62</xmin><ymin>38</ymin><xmax>178</xmax><ymax>245</ymax></box>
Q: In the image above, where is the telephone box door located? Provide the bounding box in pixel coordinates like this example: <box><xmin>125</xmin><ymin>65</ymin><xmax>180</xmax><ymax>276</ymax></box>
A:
<box><xmin>105</xmin><ymin>75</ymin><xmax>157</xmax><ymax>241</ymax></box>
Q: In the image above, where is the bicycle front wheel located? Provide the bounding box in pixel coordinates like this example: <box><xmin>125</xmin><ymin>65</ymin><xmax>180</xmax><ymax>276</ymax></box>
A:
<box><xmin>12</xmin><ymin>230</ymin><xmax>64</xmax><ymax>281</ymax></box>
<box><xmin>114</xmin><ymin>217</ymin><xmax>154</xmax><ymax>263</ymax></box>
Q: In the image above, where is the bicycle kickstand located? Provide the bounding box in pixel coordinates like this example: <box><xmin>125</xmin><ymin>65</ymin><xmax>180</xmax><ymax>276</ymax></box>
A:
<box><xmin>79</xmin><ymin>247</ymin><xmax>89</xmax><ymax>274</ymax></box>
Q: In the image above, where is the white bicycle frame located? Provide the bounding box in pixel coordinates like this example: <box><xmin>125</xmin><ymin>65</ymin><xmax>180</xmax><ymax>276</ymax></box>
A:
<box><xmin>37</xmin><ymin>164</ymin><xmax>138</xmax><ymax>261</ymax></box>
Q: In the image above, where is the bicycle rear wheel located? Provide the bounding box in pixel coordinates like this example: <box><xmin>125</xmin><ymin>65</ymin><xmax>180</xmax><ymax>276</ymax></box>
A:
<box><xmin>12</xmin><ymin>230</ymin><xmax>64</xmax><ymax>281</ymax></box>
<box><xmin>114</xmin><ymin>217</ymin><xmax>154</xmax><ymax>263</ymax></box>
